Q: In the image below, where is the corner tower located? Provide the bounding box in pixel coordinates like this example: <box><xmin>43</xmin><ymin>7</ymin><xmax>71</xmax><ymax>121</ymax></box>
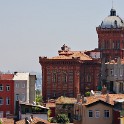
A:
<box><xmin>96</xmin><ymin>8</ymin><xmax>124</xmax><ymax>61</ymax></box>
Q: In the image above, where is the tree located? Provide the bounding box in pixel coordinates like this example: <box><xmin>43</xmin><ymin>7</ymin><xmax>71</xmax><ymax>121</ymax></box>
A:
<box><xmin>35</xmin><ymin>95</ymin><xmax>43</xmax><ymax>105</ymax></box>
<box><xmin>56</xmin><ymin>114</ymin><xmax>70</xmax><ymax>123</ymax></box>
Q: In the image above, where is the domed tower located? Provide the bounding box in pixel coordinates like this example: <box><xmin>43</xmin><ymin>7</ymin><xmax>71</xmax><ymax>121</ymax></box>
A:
<box><xmin>96</xmin><ymin>8</ymin><xmax>124</xmax><ymax>61</ymax></box>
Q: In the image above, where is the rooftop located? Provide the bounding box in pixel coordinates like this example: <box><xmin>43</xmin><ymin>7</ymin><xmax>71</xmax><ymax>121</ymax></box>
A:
<box><xmin>56</xmin><ymin>96</ymin><xmax>77</xmax><ymax>104</ymax></box>
<box><xmin>82</xmin><ymin>94</ymin><xmax>124</xmax><ymax>106</ymax></box>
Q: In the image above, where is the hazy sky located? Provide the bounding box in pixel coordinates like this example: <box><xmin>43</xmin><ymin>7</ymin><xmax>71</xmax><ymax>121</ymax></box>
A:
<box><xmin>0</xmin><ymin>0</ymin><xmax>123</xmax><ymax>73</ymax></box>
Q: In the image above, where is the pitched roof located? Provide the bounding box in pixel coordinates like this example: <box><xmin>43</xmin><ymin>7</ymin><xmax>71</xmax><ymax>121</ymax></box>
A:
<box><xmin>16</xmin><ymin>117</ymin><xmax>50</xmax><ymax>124</ymax></box>
<box><xmin>82</xmin><ymin>94</ymin><xmax>124</xmax><ymax>106</ymax></box>
<box><xmin>0</xmin><ymin>74</ymin><xmax>14</xmax><ymax>80</ymax></box>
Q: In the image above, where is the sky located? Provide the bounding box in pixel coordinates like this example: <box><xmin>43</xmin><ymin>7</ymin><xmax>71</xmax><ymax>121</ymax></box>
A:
<box><xmin>0</xmin><ymin>0</ymin><xmax>124</xmax><ymax>73</ymax></box>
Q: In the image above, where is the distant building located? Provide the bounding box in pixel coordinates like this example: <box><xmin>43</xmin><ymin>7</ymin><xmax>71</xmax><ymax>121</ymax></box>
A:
<box><xmin>0</xmin><ymin>74</ymin><xmax>14</xmax><ymax>118</ymax></box>
<box><xmin>13</xmin><ymin>72</ymin><xmax>36</xmax><ymax>104</ymax></box>
<box><xmin>39</xmin><ymin>44</ymin><xmax>100</xmax><ymax>101</ymax></box>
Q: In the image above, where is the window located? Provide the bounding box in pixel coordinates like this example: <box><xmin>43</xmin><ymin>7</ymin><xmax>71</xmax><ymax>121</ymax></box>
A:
<box><xmin>6</xmin><ymin>97</ymin><xmax>10</xmax><ymax>105</ymax></box>
<box><xmin>16</xmin><ymin>94</ymin><xmax>19</xmax><ymax>101</ymax></box>
<box><xmin>62</xmin><ymin>73</ymin><xmax>67</xmax><ymax>83</ymax></box>
<box><xmin>0</xmin><ymin>98</ymin><xmax>3</xmax><ymax>105</ymax></box>
<box><xmin>0</xmin><ymin>84</ymin><xmax>3</xmax><ymax>91</ymax></box>
<box><xmin>89</xmin><ymin>110</ymin><xmax>93</xmax><ymax>117</ymax></box>
<box><xmin>21</xmin><ymin>94</ymin><xmax>25</xmax><ymax>101</ymax></box>
<box><xmin>6</xmin><ymin>111</ymin><xmax>10</xmax><ymax>117</ymax></box>
<box><xmin>22</xmin><ymin>83</ymin><xmax>25</xmax><ymax>88</ymax></box>
<box><xmin>104</xmin><ymin>110</ymin><xmax>109</xmax><ymax>118</ymax></box>
<box><xmin>16</xmin><ymin>83</ymin><xmax>19</xmax><ymax>88</ymax></box>
<box><xmin>6</xmin><ymin>85</ymin><xmax>10</xmax><ymax>91</ymax></box>
<box><xmin>95</xmin><ymin>110</ymin><xmax>100</xmax><ymax>118</ymax></box>
<box><xmin>52</xmin><ymin>73</ymin><xmax>57</xmax><ymax>83</ymax></box>
<box><xmin>0</xmin><ymin>111</ymin><xmax>3</xmax><ymax>118</ymax></box>
<box><xmin>110</xmin><ymin>69</ymin><xmax>114</xmax><ymax>76</ymax></box>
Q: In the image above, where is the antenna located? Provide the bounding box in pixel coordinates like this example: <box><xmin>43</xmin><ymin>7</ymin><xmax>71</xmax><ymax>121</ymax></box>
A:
<box><xmin>112</xmin><ymin>0</ymin><xmax>114</xmax><ymax>9</ymax></box>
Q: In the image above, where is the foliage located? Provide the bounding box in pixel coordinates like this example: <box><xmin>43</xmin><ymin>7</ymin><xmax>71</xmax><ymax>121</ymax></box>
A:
<box><xmin>35</xmin><ymin>95</ymin><xmax>43</xmax><ymax>105</ymax></box>
<box><xmin>48</xmin><ymin>114</ymin><xmax>70</xmax><ymax>123</ymax></box>
<box><xmin>0</xmin><ymin>119</ymin><xmax>2</xmax><ymax>124</ymax></box>
<box><xmin>56</xmin><ymin>114</ymin><xmax>70</xmax><ymax>123</ymax></box>
<box><xmin>85</xmin><ymin>91</ymin><xmax>90</xmax><ymax>97</ymax></box>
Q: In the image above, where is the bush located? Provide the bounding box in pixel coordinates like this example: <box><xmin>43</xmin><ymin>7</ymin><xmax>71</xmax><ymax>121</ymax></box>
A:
<box><xmin>85</xmin><ymin>91</ymin><xmax>90</xmax><ymax>97</ymax></box>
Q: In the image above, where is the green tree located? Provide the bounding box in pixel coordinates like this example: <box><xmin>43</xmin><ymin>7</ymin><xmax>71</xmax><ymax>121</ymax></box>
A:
<box><xmin>35</xmin><ymin>95</ymin><xmax>43</xmax><ymax>105</ymax></box>
<box><xmin>56</xmin><ymin>114</ymin><xmax>70</xmax><ymax>124</ymax></box>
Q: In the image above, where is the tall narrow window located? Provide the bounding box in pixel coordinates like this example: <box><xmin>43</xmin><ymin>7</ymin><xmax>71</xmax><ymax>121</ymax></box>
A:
<box><xmin>16</xmin><ymin>94</ymin><xmax>19</xmax><ymax>101</ymax></box>
<box><xmin>62</xmin><ymin>73</ymin><xmax>67</xmax><ymax>83</ymax></box>
<box><xmin>0</xmin><ymin>98</ymin><xmax>3</xmax><ymax>105</ymax></box>
<box><xmin>52</xmin><ymin>73</ymin><xmax>57</xmax><ymax>83</ymax></box>
<box><xmin>6</xmin><ymin>97</ymin><xmax>10</xmax><ymax>105</ymax></box>
<box><xmin>6</xmin><ymin>85</ymin><xmax>10</xmax><ymax>91</ymax></box>
<box><xmin>0</xmin><ymin>84</ymin><xmax>3</xmax><ymax>91</ymax></box>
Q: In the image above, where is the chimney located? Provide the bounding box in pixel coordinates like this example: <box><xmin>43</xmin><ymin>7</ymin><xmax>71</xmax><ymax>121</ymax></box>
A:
<box><xmin>25</xmin><ymin>117</ymin><xmax>29</xmax><ymax>124</ymax></box>
<box><xmin>77</xmin><ymin>94</ymin><xmax>81</xmax><ymax>102</ymax></box>
<box><xmin>82</xmin><ymin>95</ymin><xmax>84</xmax><ymax>104</ymax></box>
<box><xmin>106</xmin><ymin>93</ymin><xmax>110</xmax><ymax>103</ymax></box>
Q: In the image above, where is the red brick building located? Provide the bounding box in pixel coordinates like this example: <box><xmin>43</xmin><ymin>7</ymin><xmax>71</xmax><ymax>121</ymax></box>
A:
<box><xmin>39</xmin><ymin>45</ymin><xmax>101</xmax><ymax>101</ymax></box>
<box><xmin>0</xmin><ymin>74</ymin><xmax>14</xmax><ymax>117</ymax></box>
<box><xmin>96</xmin><ymin>8</ymin><xmax>124</xmax><ymax>62</ymax></box>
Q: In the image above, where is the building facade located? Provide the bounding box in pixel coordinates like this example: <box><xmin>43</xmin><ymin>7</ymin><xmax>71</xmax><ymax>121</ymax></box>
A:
<box><xmin>13</xmin><ymin>72</ymin><xmax>36</xmax><ymax>104</ymax></box>
<box><xmin>0</xmin><ymin>74</ymin><xmax>14</xmax><ymax>118</ymax></box>
<box><xmin>39</xmin><ymin>45</ymin><xmax>100</xmax><ymax>101</ymax></box>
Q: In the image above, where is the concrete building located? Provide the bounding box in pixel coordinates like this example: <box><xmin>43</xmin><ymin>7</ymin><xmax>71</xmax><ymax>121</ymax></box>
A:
<box><xmin>13</xmin><ymin>72</ymin><xmax>36</xmax><ymax>104</ymax></box>
<box><xmin>39</xmin><ymin>44</ymin><xmax>101</xmax><ymax>101</ymax></box>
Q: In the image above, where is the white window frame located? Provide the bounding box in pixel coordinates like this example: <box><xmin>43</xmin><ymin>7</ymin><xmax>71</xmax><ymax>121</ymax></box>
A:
<box><xmin>6</xmin><ymin>97</ymin><xmax>10</xmax><ymax>105</ymax></box>
<box><xmin>6</xmin><ymin>85</ymin><xmax>10</xmax><ymax>91</ymax></box>
<box><xmin>95</xmin><ymin>110</ymin><xmax>100</xmax><ymax>118</ymax></box>
<box><xmin>21</xmin><ymin>93</ymin><xmax>25</xmax><ymax>101</ymax></box>
<box><xmin>22</xmin><ymin>83</ymin><xmax>25</xmax><ymax>88</ymax></box>
<box><xmin>104</xmin><ymin>110</ymin><xmax>110</xmax><ymax>118</ymax></box>
<box><xmin>16</xmin><ymin>83</ymin><xmax>19</xmax><ymax>88</ymax></box>
<box><xmin>0</xmin><ymin>84</ymin><xmax>3</xmax><ymax>91</ymax></box>
<box><xmin>89</xmin><ymin>110</ymin><xmax>93</xmax><ymax>118</ymax></box>
<box><xmin>0</xmin><ymin>98</ymin><xmax>3</xmax><ymax>105</ymax></box>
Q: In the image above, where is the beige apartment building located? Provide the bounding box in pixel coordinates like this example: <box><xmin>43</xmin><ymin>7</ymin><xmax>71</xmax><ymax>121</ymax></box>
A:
<box><xmin>74</xmin><ymin>94</ymin><xmax>124</xmax><ymax>124</ymax></box>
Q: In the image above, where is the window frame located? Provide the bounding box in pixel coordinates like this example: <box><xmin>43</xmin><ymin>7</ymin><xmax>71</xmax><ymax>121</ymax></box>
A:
<box><xmin>88</xmin><ymin>110</ymin><xmax>93</xmax><ymax>118</ymax></box>
<box><xmin>104</xmin><ymin>110</ymin><xmax>110</xmax><ymax>118</ymax></box>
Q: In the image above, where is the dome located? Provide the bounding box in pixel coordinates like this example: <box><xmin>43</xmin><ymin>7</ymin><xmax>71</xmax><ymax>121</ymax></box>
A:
<box><xmin>100</xmin><ymin>9</ymin><xmax>124</xmax><ymax>28</ymax></box>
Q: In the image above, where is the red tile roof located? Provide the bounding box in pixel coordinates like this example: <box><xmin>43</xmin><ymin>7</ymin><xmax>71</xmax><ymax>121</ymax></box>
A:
<box><xmin>82</xmin><ymin>94</ymin><xmax>124</xmax><ymax>106</ymax></box>
<box><xmin>0</xmin><ymin>118</ymin><xmax>14</xmax><ymax>124</ymax></box>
